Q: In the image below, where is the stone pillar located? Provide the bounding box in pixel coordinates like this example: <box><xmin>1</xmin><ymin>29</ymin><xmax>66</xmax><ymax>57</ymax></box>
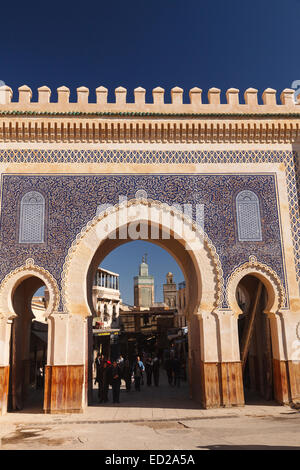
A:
<box><xmin>44</xmin><ymin>313</ymin><xmax>87</xmax><ymax>414</ymax></box>
<box><xmin>216</xmin><ymin>311</ymin><xmax>244</xmax><ymax>407</ymax></box>
<box><xmin>0</xmin><ymin>316</ymin><xmax>13</xmax><ymax>415</ymax></box>
<box><xmin>196</xmin><ymin>311</ymin><xmax>222</xmax><ymax>408</ymax></box>
<box><xmin>189</xmin><ymin>310</ymin><xmax>244</xmax><ymax>409</ymax></box>
<box><xmin>270</xmin><ymin>311</ymin><xmax>300</xmax><ymax>404</ymax></box>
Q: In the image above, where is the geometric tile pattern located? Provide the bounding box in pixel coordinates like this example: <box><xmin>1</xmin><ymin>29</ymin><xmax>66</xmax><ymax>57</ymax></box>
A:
<box><xmin>0</xmin><ymin>148</ymin><xmax>298</xmax><ymax>288</ymax></box>
<box><xmin>0</xmin><ymin>171</ymin><xmax>287</xmax><ymax>309</ymax></box>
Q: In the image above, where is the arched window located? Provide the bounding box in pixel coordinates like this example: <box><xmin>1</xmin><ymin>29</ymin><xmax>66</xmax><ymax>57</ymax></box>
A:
<box><xmin>236</xmin><ymin>190</ymin><xmax>262</xmax><ymax>242</ymax></box>
<box><xmin>19</xmin><ymin>191</ymin><xmax>45</xmax><ymax>244</ymax></box>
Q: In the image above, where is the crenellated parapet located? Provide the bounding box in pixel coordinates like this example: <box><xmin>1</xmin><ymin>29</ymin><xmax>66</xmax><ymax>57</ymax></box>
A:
<box><xmin>0</xmin><ymin>84</ymin><xmax>298</xmax><ymax>109</ymax></box>
<box><xmin>0</xmin><ymin>85</ymin><xmax>300</xmax><ymax>143</ymax></box>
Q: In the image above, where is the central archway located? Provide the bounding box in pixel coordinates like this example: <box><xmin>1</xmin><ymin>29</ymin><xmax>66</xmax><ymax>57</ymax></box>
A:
<box><xmin>60</xmin><ymin>198</ymin><xmax>224</xmax><ymax>407</ymax></box>
<box><xmin>62</xmin><ymin>198</ymin><xmax>223</xmax><ymax>318</ymax></box>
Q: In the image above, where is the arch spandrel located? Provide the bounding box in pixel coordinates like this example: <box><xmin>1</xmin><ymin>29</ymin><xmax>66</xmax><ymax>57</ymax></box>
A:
<box><xmin>61</xmin><ymin>198</ymin><xmax>224</xmax><ymax>318</ymax></box>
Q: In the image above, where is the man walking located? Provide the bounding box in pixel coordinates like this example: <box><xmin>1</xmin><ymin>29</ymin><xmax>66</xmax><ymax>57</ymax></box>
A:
<box><xmin>152</xmin><ymin>355</ymin><xmax>160</xmax><ymax>387</ymax></box>
<box><xmin>111</xmin><ymin>361</ymin><xmax>122</xmax><ymax>404</ymax></box>
<box><xmin>133</xmin><ymin>356</ymin><xmax>145</xmax><ymax>391</ymax></box>
<box><xmin>145</xmin><ymin>355</ymin><xmax>153</xmax><ymax>386</ymax></box>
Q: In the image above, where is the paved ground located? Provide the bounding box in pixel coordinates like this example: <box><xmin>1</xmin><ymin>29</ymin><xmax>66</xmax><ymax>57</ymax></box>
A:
<box><xmin>1</xmin><ymin>372</ymin><xmax>300</xmax><ymax>450</ymax></box>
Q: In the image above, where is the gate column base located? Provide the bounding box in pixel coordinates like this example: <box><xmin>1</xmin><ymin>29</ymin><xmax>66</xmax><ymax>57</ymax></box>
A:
<box><xmin>44</xmin><ymin>365</ymin><xmax>84</xmax><ymax>414</ymax></box>
<box><xmin>199</xmin><ymin>361</ymin><xmax>244</xmax><ymax>409</ymax></box>
<box><xmin>287</xmin><ymin>361</ymin><xmax>300</xmax><ymax>404</ymax></box>
<box><xmin>273</xmin><ymin>359</ymin><xmax>290</xmax><ymax>404</ymax></box>
<box><xmin>219</xmin><ymin>361</ymin><xmax>244</xmax><ymax>407</ymax></box>
<box><xmin>0</xmin><ymin>366</ymin><xmax>9</xmax><ymax>415</ymax></box>
<box><xmin>45</xmin><ymin>312</ymin><xmax>88</xmax><ymax>414</ymax></box>
<box><xmin>273</xmin><ymin>359</ymin><xmax>300</xmax><ymax>405</ymax></box>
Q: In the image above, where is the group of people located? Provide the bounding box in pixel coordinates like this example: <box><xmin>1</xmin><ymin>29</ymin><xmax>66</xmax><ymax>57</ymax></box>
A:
<box><xmin>94</xmin><ymin>350</ymin><xmax>186</xmax><ymax>404</ymax></box>
<box><xmin>94</xmin><ymin>352</ymin><xmax>161</xmax><ymax>404</ymax></box>
<box><xmin>94</xmin><ymin>356</ymin><xmax>122</xmax><ymax>404</ymax></box>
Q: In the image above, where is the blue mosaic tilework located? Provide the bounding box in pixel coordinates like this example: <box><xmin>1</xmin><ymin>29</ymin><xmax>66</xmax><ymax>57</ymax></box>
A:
<box><xmin>0</xmin><ymin>148</ymin><xmax>298</xmax><ymax>288</ymax></box>
<box><xmin>0</xmin><ymin>173</ymin><xmax>286</xmax><ymax>308</ymax></box>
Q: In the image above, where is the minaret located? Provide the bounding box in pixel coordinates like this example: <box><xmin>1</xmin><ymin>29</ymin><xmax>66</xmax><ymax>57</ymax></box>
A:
<box><xmin>134</xmin><ymin>254</ymin><xmax>154</xmax><ymax>307</ymax></box>
<box><xmin>163</xmin><ymin>272</ymin><xmax>177</xmax><ymax>308</ymax></box>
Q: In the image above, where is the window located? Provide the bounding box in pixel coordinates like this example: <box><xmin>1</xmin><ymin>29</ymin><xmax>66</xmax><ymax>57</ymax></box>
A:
<box><xmin>236</xmin><ymin>190</ymin><xmax>262</xmax><ymax>242</ymax></box>
<box><xmin>103</xmin><ymin>304</ymin><xmax>109</xmax><ymax>322</ymax></box>
<box><xmin>19</xmin><ymin>191</ymin><xmax>45</xmax><ymax>244</ymax></box>
<box><xmin>112</xmin><ymin>305</ymin><xmax>117</xmax><ymax>319</ymax></box>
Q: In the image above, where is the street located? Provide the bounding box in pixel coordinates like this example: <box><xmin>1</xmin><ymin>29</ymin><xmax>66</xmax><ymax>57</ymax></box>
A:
<box><xmin>0</xmin><ymin>372</ymin><xmax>299</xmax><ymax>451</ymax></box>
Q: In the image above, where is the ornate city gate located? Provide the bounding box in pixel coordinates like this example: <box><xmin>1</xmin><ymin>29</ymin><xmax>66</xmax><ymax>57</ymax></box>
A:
<box><xmin>0</xmin><ymin>84</ymin><xmax>299</xmax><ymax>414</ymax></box>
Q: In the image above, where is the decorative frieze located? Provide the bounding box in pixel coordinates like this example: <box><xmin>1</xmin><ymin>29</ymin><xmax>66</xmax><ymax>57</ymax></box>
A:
<box><xmin>0</xmin><ymin>117</ymin><xmax>299</xmax><ymax>144</ymax></box>
<box><xmin>0</xmin><ymin>85</ymin><xmax>299</xmax><ymax>143</ymax></box>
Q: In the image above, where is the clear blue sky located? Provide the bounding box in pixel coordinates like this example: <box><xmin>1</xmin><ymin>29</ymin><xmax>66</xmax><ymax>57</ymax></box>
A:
<box><xmin>1</xmin><ymin>0</ymin><xmax>299</xmax><ymax>101</ymax></box>
<box><xmin>6</xmin><ymin>1</ymin><xmax>298</xmax><ymax>301</ymax></box>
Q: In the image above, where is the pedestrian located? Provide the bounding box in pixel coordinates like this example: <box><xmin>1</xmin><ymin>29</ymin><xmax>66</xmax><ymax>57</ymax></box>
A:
<box><xmin>181</xmin><ymin>358</ymin><xmax>187</xmax><ymax>382</ymax></box>
<box><xmin>117</xmin><ymin>355</ymin><xmax>125</xmax><ymax>374</ymax></box>
<box><xmin>111</xmin><ymin>361</ymin><xmax>122</xmax><ymax>404</ymax></box>
<box><xmin>152</xmin><ymin>355</ymin><xmax>160</xmax><ymax>387</ymax></box>
<box><xmin>36</xmin><ymin>363</ymin><xmax>44</xmax><ymax>389</ymax></box>
<box><xmin>173</xmin><ymin>357</ymin><xmax>181</xmax><ymax>387</ymax></box>
<box><xmin>99</xmin><ymin>361</ymin><xmax>110</xmax><ymax>403</ymax></box>
<box><xmin>139</xmin><ymin>354</ymin><xmax>145</xmax><ymax>385</ymax></box>
<box><xmin>133</xmin><ymin>356</ymin><xmax>144</xmax><ymax>391</ymax></box>
<box><xmin>137</xmin><ymin>355</ymin><xmax>145</xmax><ymax>385</ymax></box>
<box><xmin>123</xmin><ymin>358</ymin><xmax>132</xmax><ymax>392</ymax></box>
<box><xmin>94</xmin><ymin>353</ymin><xmax>104</xmax><ymax>400</ymax></box>
<box><xmin>145</xmin><ymin>355</ymin><xmax>153</xmax><ymax>386</ymax></box>
<box><xmin>165</xmin><ymin>357</ymin><xmax>173</xmax><ymax>386</ymax></box>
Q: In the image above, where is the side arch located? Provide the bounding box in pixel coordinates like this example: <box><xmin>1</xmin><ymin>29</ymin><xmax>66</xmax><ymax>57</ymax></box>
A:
<box><xmin>226</xmin><ymin>256</ymin><xmax>286</xmax><ymax>316</ymax></box>
<box><xmin>0</xmin><ymin>258</ymin><xmax>60</xmax><ymax>320</ymax></box>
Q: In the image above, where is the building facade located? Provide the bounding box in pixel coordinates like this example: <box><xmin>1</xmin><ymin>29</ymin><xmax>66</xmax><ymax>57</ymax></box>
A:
<box><xmin>92</xmin><ymin>267</ymin><xmax>120</xmax><ymax>330</ymax></box>
<box><xmin>92</xmin><ymin>267</ymin><xmax>121</xmax><ymax>362</ymax></box>
<box><xmin>0</xmin><ymin>84</ymin><xmax>299</xmax><ymax>414</ymax></box>
<box><xmin>176</xmin><ymin>281</ymin><xmax>188</xmax><ymax>328</ymax></box>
